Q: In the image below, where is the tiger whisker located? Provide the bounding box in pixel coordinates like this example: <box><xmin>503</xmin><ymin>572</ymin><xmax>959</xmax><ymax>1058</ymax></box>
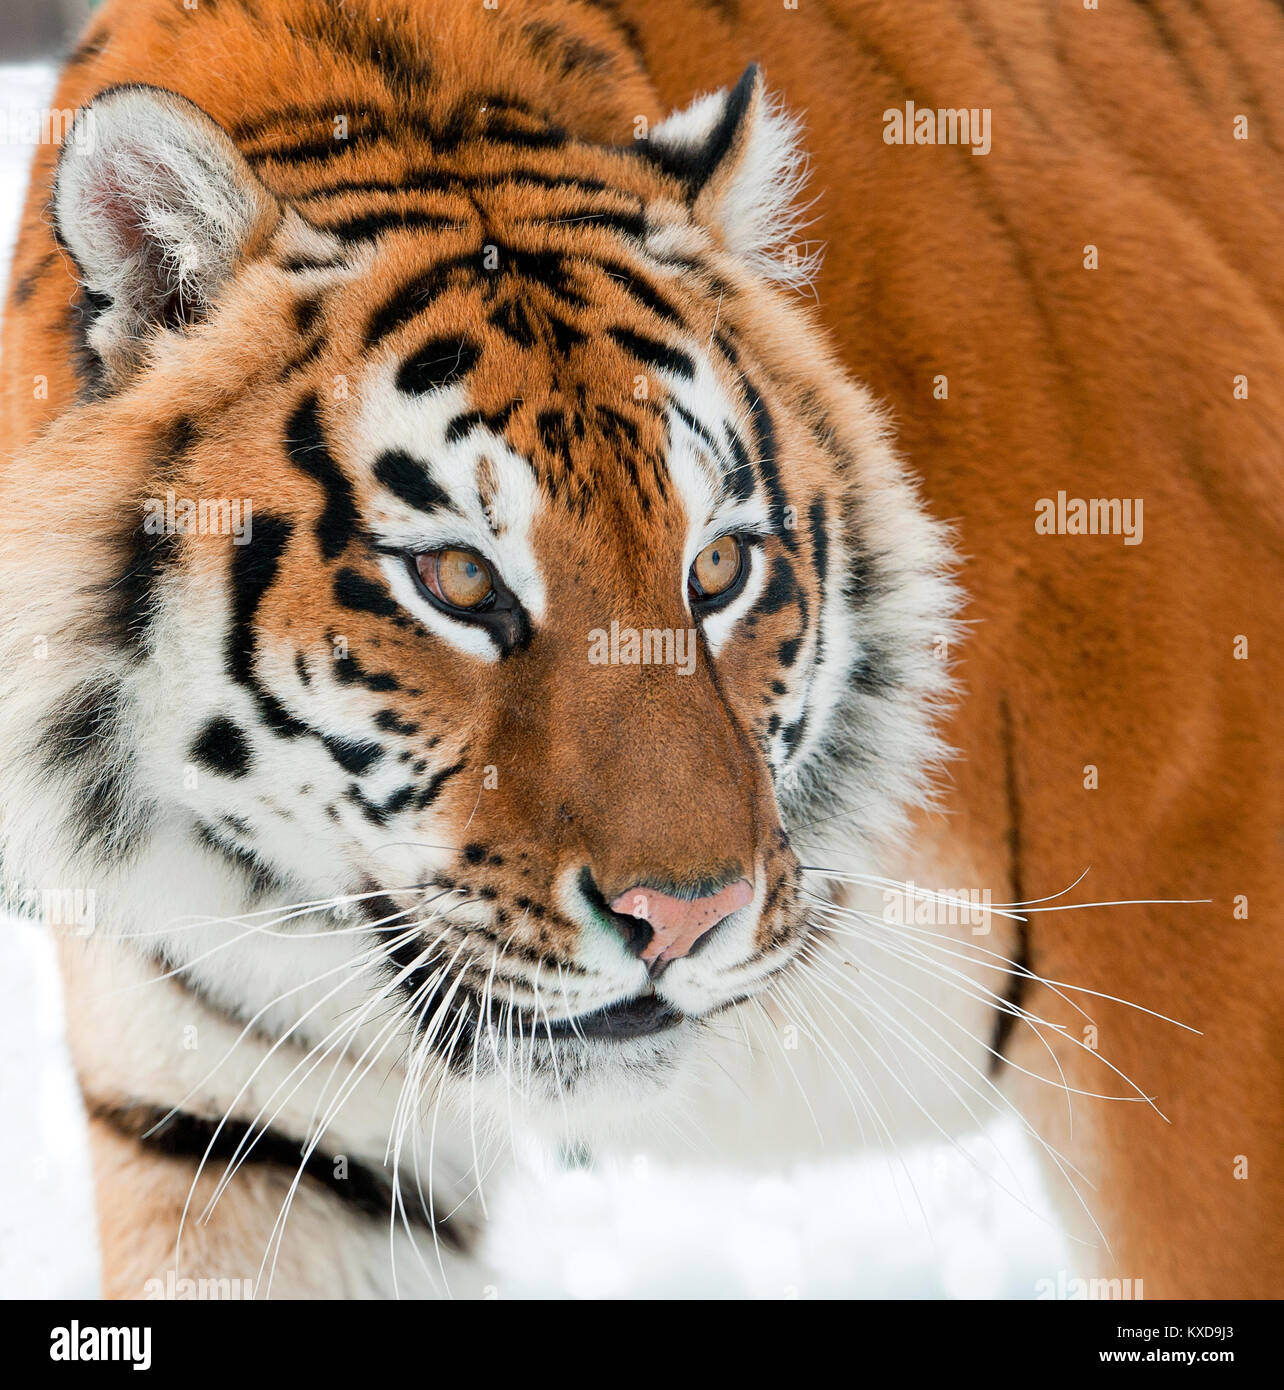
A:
<box><xmin>791</xmin><ymin>946</ymin><xmax>1104</xmax><ymax>1245</ymax></box>
<box><xmin>811</xmin><ymin>892</ymin><xmax>1201</xmax><ymax>1036</ymax></box>
<box><xmin>132</xmin><ymin>879</ymin><xmax>446</xmax><ymax>935</ymax></box>
<box><xmin>118</xmin><ymin>888</ymin><xmax>454</xmax><ymax>993</ymax></box>
<box><xmin>199</xmin><ymin>917</ymin><xmax>457</xmax><ymax>1227</ymax></box>
<box><xmin>808</xmin><ymin>902</ymin><xmax>1085</xmax><ymax>1135</ymax></box>
<box><xmin>767</xmin><ymin>975</ymin><xmax>931</xmax><ymax>1232</ymax></box>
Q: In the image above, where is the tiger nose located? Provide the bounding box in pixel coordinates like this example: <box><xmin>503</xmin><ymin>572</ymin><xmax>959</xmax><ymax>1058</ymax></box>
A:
<box><xmin>609</xmin><ymin>879</ymin><xmax>754</xmax><ymax>965</ymax></box>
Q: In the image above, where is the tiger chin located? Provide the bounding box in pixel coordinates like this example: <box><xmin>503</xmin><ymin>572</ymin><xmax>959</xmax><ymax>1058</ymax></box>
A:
<box><xmin>11</xmin><ymin>0</ymin><xmax>1252</xmax><ymax>1301</ymax></box>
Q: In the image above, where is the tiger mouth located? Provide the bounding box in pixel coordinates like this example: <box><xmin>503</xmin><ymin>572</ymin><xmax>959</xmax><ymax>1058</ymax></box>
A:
<box><xmin>542</xmin><ymin>993</ymin><xmax>684</xmax><ymax>1041</ymax></box>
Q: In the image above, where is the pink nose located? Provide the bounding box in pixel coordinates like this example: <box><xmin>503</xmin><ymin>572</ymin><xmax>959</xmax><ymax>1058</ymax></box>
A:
<box><xmin>610</xmin><ymin>879</ymin><xmax>754</xmax><ymax>964</ymax></box>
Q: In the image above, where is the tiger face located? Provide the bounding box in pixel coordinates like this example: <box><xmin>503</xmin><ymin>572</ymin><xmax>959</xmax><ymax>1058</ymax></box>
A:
<box><xmin>7</xmin><ymin>71</ymin><xmax>954</xmax><ymax>1125</ymax></box>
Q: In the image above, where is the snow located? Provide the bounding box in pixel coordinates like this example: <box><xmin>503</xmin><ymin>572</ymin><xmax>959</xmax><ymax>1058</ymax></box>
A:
<box><xmin>0</xmin><ymin>62</ymin><xmax>1069</xmax><ymax>1299</ymax></box>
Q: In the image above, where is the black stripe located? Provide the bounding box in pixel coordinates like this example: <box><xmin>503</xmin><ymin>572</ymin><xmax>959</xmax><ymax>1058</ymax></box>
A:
<box><xmin>365</xmin><ymin>253</ymin><xmax>478</xmax><ymax>346</ymax></box>
<box><xmin>1128</xmin><ymin>0</ymin><xmax>1213</xmax><ymax>102</ymax></box>
<box><xmin>543</xmin><ymin>206</ymin><xmax>646</xmax><ymax>239</ymax></box>
<box><xmin>291</xmin><ymin>166</ymin><xmax>615</xmax><ymax>204</ymax></box>
<box><xmin>65</xmin><ymin>31</ymin><xmax>108</xmax><ymax>68</ymax></box>
<box><xmin>335</xmin><ymin>566</ymin><xmax>400</xmax><ymax>618</ymax></box>
<box><xmin>608</xmin><ymin>326</ymin><xmax>694</xmax><ymax>379</ymax></box>
<box><xmin>374</xmin><ymin>449</ymin><xmax>454</xmax><ymax>512</ymax></box>
<box><xmin>396</xmin><ymin>337</ymin><xmax>479</xmax><ymax>394</ymax></box>
<box><xmin>489</xmin><ymin>298</ymin><xmax>537</xmax><ymax>347</ymax></box>
<box><xmin>723</xmin><ymin>424</ymin><xmax>757</xmax><ymax>503</ymax></box>
<box><xmin>240</xmin><ymin>110</ymin><xmax>443</xmax><ymax>164</ymax></box>
<box><xmin>317</xmin><ymin>208</ymin><xmax>460</xmax><ymax>243</ymax></box>
<box><xmin>522</xmin><ymin>19</ymin><xmax>616</xmax><ymax>76</ymax></box>
<box><xmin>9</xmin><ymin>250</ymin><xmax>58</xmax><ymax>307</ymax></box>
<box><xmin>40</xmin><ymin>677</ymin><xmax>151</xmax><ymax>861</ymax></box>
<box><xmin>321</xmin><ymin>734</ymin><xmax>384</xmax><ymax>776</ymax></box>
<box><xmin>415</xmin><ymin>758</ymin><xmax>466</xmax><ymax>809</ymax></box>
<box><xmin>591</xmin><ymin>258</ymin><xmax>687</xmax><ymax>326</ymax></box>
<box><xmin>191</xmin><ymin>716</ymin><xmax>252</xmax><ymax>779</ymax></box>
<box><xmin>95</xmin><ymin>1104</ymin><xmax>465</xmax><ymax>1249</ymax></box>
<box><xmin>281</xmin><ymin>252</ymin><xmax>348</xmax><ymax>274</ymax></box>
<box><xmin>808</xmin><ymin>496</ymin><xmax>829</xmax><ymax>595</ymax></box>
<box><xmin>333</xmin><ymin>646</ymin><xmax>401</xmax><ymax>692</ymax></box>
<box><xmin>246</xmin><ymin>134</ymin><xmax>369</xmax><ymax>166</ymax></box>
<box><xmin>224</xmin><ymin>515</ymin><xmax>307</xmax><ymax>740</ymax></box>
<box><xmin>106</xmin><ymin>416</ymin><xmax>196</xmax><ymax>657</ymax></box>
<box><xmin>990</xmin><ymin>696</ymin><xmax>1031</xmax><ymax>1071</ymax></box>
<box><xmin>746</xmin><ymin>388</ymin><xmax>797</xmax><ymax>549</ymax></box>
<box><xmin>757</xmin><ymin>554</ymin><xmax>798</xmax><ymax>616</ymax></box>
<box><xmin>365</xmin><ymin>244</ymin><xmax>590</xmax><ymax>347</ymax></box>
<box><xmin>285</xmin><ymin>395</ymin><xmax>360</xmax><ymax>561</ymax></box>
<box><xmin>348</xmin><ymin>781</ymin><xmax>416</xmax><ymax>826</ymax></box>
<box><xmin>194</xmin><ymin>821</ymin><xmax>284</xmax><ymax>900</ymax></box>
<box><xmin>444</xmin><ymin>403</ymin><xmax>517</xmax><ymax>444</ymax></box>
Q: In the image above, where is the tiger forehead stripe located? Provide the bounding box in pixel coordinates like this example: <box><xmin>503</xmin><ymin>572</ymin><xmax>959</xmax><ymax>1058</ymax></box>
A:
<box><xmin>364</xmin><ymin>246</ymin><xmax>590</xmax><ymax>349</ymax></box>
<box><xmin>359</xmin><ymin>215</ymin><xmax>703</xmax><ymax>355</ymax></box>
<box><xmin>396</xmin><ymin>337</ymin><xmax>480</xmax><ymax>395</ymax></box>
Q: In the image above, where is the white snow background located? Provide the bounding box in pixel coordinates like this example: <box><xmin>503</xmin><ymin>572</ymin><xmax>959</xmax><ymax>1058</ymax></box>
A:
<box><xmin>0</xmin><ymin>61</ymin><xmax>1070</xmax><ymax>1299</ymax></box>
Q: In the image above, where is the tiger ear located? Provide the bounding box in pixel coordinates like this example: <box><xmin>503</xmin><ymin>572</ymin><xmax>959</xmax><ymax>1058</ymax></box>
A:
<box><xmin>644</xmin><ymin>64</ymin><xmax>817</xmax><ymax>289</ymax></box>
<box><xmin>52</xmin><ymin>85</ymin><xmax>280</xmax><ymax>378</ymax></box>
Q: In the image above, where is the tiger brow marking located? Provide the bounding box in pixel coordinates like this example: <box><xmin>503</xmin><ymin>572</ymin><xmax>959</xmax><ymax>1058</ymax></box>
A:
<box><xmin>285</xmin><ymin>395</ymin><xmax>360</xmax><ymax>561</ymax></box>
<box><xmin>373</xmin><ymin>450</ymin><xmax>455</xmax><ymax>514</ymax></box>
<box><xmin>358</xmin><ymin>195</ymin><xmax>690</xmax><ymax>349</ymax></box>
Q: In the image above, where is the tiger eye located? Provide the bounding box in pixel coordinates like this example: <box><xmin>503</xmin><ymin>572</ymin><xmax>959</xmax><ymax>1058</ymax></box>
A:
<box><xmin>691</xmin><ymin>535</ymin><xmax>743</xmax><ymax>599</ymax></box>
<box><xmin>420</xmin><ymin>548</ymin><xmax>494</xmax><ymax>609</ymax></box>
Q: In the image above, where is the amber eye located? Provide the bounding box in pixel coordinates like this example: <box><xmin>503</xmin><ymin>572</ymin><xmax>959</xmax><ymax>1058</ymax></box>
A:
<box><xmin>689</xmin><ymin>535</ymin><xmax>744</xmax><ymax>605</ymax></box>
<box><xmin>415</xmin><ymin>548</ymin><xmax>495</xmax><ymax>610</ymax></box>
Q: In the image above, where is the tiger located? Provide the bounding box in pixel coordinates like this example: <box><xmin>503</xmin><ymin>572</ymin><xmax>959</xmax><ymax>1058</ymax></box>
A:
<box><xmin>1</xmin><ymin>0</ymin><xmax>1281</xmax><ymax>1301</ymax></box>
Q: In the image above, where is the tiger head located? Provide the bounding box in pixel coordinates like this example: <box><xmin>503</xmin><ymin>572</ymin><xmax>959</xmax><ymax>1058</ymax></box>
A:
<box><xmin>1</xmin><ymin>69</ymin><xmax>954</xmax><ymax>1127</ymax></box>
